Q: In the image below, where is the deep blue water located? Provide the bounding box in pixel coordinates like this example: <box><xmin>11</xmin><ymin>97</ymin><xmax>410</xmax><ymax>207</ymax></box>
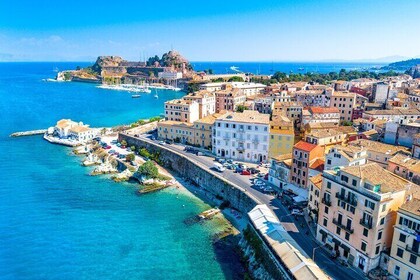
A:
<box><xmin>0</xmin><ymin>63</ymin><xmax>236</xmax><ymax>280</ymax></box>
<box><xmin>191</xmin><ymin>61</ymin><xmax>386</xmax><ymax>75</ymax></box>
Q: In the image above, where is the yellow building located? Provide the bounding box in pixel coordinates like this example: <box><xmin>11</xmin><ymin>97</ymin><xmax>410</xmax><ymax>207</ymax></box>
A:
<box><xmin>192</xmin><ymin>113</ymin><xmax>222</xmax><ymax>149</ymax></box>
<box><xmin>268</xmin><ymin>115</ymin><xmax>294</xmax><ymax>157</ymax></box>
<box><xmin>387</xmin><ymin>198</ymin><xmax>420</xmax><ymax>280</ymax></box>
<box><xmin>157</xmin><ymin>113</ymin><xmax>222</xmax><ymax>149</ymax></box>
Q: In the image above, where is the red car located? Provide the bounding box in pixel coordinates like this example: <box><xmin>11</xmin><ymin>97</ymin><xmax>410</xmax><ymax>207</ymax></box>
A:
<box><xmin>105</xmin><ymin>145</ymin><xmax>112</xmax><ymax>149</ymax></box>
<box><xmin>241</xmin><ymin>170</ymin><xmax>251</xmax><ymax>175</ymax></box>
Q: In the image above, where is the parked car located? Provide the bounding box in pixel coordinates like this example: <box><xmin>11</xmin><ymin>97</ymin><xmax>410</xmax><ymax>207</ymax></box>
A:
<box><xmin>158</xmin><ymin>141</ymin><xmax>165</xmax><ymax>145</ymax></box>
<box><xmin>116</xmin><ymin>143</ymin><xmax>121</xmax><ymax>147</ymax></box>
<box><xmin>218</xmin><ymin>158</ymin><xmax>226</xmax><ymax>164</ymax></box>
<box><xmin>235</xmin><ymin>167</ymin><xmax>243</xmax><ymax>173</ymax></box>
<box><xmin>213</xmin><ymin>162</ymin><xmax>225</xmax><ymax>172</ymax></box>
<box><xmin>165</xmin><ymin>139</ymin><xmax>173</xmax><ymax>144</ymax></box>
<box><xmin>105</xmin><ymin>145</ymin><xmax>111</xmax><ymax>149</ymax></box>
<box><xmin>109</xmin><ymin>149</ymin><xmax>115</xmax><ymax>154</ymax></box>
<box><xmin>263</xmin><ymin>187</ymin><xmax>274</xmax><ymax>193</ymax></box>
<box><xmin>288</xmin><ymin>204</ymin><xmax>302</xmax><ymax>210</ymax></box>
<box><xmin>254</xmin><ymin>180</ymin><xmax>265</xmax><ymax>186</ymax></box>
<box><xmin>241</xmin><ymin>170</ymin><xmax>251</xmax><ymax>175</ymax></box>
<box><xmin>134</xmin><ymin>134</ymin><xmax>139</xmax><ymax>137</ymax></box>
<box><xmin>111</xmin><ymin>140</ymin><xmax>118</xmax><ymax>144</ymax></box>
<box><xmin>291</xmin><ymin>209</ymin><xmax>304</xmax><ymax>216</ymax></box>
<box><xmin>227</xmin><ymin>159</ymin><xmax>234</xmax><ymax>164</ymax></box>
<box><xmin>248</xmin><ymin>167</ymin><xmax>260</xmax><ymax>174</ymax></box>
<box><xmin>264</xmin><ymin>173</ymin><xmax>269</xmax><ymax>180</ymax></box>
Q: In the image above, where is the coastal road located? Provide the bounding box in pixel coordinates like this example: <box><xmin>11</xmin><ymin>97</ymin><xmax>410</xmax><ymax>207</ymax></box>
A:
<box><xmin>132</xmin><ymin>134</ymin><xmax>367</xmax><ymax>280</ymax></box>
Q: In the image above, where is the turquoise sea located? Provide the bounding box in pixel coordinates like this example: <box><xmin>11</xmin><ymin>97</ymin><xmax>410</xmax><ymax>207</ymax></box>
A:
<box><xmin>0</xmin><ymin>63</ymin><xmax>241</xmax><ymax>280</ymax></box>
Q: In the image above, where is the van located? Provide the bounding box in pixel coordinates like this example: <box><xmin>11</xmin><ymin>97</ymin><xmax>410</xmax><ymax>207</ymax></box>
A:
<box><xmin>213</xmin><ymin>162</ymin><xmax>226</xmax><ymax>172</ymax></box>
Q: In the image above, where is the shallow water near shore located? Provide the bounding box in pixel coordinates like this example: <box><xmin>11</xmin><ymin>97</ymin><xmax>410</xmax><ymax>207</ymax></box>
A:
<box><xmin>0</xmin><ymin>63</ymin><xmax>242</xmax><ymax>279</ymax></box>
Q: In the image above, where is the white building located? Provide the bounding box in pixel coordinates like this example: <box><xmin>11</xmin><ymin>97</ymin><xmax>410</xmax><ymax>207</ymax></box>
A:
<box><xmin>324</xmin><ymin>145</ymin><xmax>368</xmax><ymax>170</ymax></box>
<box><xmin>199</xmin><ymin>82</ymin><xmax>266</xmax><ymax>97</ymax></box>
<box><xmin>158</xmin><ymin>71</ymin><xmax>183</xmax><ymax>79</ymax></box>
<box><xmin>372</xmin><ymin>82</ymin><xmax>389</xmax><ymax>104</ymax></box>
<box><xmin>213</xmin><ymin>110</ymin><xmax>270</xmax><ymax>163</ymax></box>
<box><xmin>53</xmin><ymin>119</ymin><xmax>97</xmax><ymax>142</ymax></box>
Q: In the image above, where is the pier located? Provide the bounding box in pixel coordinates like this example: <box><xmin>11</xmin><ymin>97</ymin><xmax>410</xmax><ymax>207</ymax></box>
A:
<box><xmin>10</xmin><ymin>129</ymin><xmax>47</xmax><ymax>137</ymax></box>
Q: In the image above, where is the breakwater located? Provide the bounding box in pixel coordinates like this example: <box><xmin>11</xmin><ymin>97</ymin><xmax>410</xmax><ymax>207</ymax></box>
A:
<box><xmin>118</xmin><ymin>133</ymin><xmax>259</xmax><ymax>213</ymax></box>
<box><xmin>10</xmin><ymin>129</ymin><xmax>46</xmax><ymax>137</ymax></box>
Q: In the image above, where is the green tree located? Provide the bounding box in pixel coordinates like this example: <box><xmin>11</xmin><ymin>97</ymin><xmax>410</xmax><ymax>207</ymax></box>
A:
<box><xmin>125</xmin><ymin>153</ymin><xmax>135</xmax><ymax>162</ymax></box>
<box><xmin>130</xmin><ymin>145</ymin><xmax>136</xmax><ymax>152</ymax></box>
<box><xmin>137</xmin><ymin>160</ymin><xmax>159</xmax><ymax>179</ymax></box>
<box><xmin>228</xmin><ymin>76</ymin><xmax>244</xmax><ymax>82</ymax></box>
<box><xmin>138</xmin><ymin>148</ymin><xmax>151</xmax><ymax>159</ymax></box>
<box><xmin>236</xmin><ymin>104</ymin><xmax>247</xmax><ymax>113</ymax></box>
<box><xmin>121</xmin><ymin>140</ymin><xmax>127</xmax><ymax>146</ymax></box>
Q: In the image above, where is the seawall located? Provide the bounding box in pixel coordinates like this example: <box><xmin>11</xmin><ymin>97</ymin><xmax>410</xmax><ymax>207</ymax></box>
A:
<box><xmin>10</xmin><ymin>129</ymin><xmax>47</xmax><ymax>137</ymax></box>
<box><xmin>118</xmin><ymin>133</ymin><xmax>259</xmax><ymax>213</ymax></box>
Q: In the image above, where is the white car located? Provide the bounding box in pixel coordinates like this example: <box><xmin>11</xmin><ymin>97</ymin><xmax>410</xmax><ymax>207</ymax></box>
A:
<box><xmin>254</xmin><ymin>180</ymin><xmax>265</xmax><ymax>186</ymax></box>
<box><xmin>158</xmin><ymin>141</ymin><xmax>165</xmax><ymax>145</ymax></box>
<box><xmin>291</xmin><ymin>209</ymin><xmax>304</xmax><ymax>216</ymax></box>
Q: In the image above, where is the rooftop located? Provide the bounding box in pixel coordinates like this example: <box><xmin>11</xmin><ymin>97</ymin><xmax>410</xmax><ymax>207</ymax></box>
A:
<box><xmin>309</xmin><ymin>107</ymin><xmax>340</xmax><ymax>114</ymax></box>
<box><xmin>348</xmin><ymin>139</ymin><xmax>410</xmax><ymax>155</ymax></box>
<box><xmin>194</xmin><ymin>113</ymin><xmax>225</xmax><ymax>125</ymax></box>
<box><xmin>364</xmin><ymin>108</ymin><xmax>420</xmax><ymax>116</ymax></box>
<box><xmin>306</xmin><ymin>128</ymin><xmax>349</xmax><ymax>139</ymax></box>
<box><xmin>400</xmin><ymin>198</ymin><xmax>420</xmax><ymax>217</ymax></box>
<box><xmin>217</xmin><ymin>110</ymin><xmax>269</xmax><ymax>125</ymax></box>
<box><xmin>388</xmin><ymin>153</ymin><xmax>420</xmax><ymax>174</ymax></box>
<box><xmin>340</xmin><ymin>163</ymin><xmax>411</xmax><ymax>193</ymax></box>
<box><xmin>309</xmin><ymin>173</ymin><xmax>323</xmax><ymax>189</ymax></box>
<box><xmin>294</xmin><ymin>141</ymin><xmax>320</xmax><ymax>152</ymax></box>
<box><xmin>332</xmin><ymin>91</ymin><xmax>356</xmax><ymax>98</ymax></box>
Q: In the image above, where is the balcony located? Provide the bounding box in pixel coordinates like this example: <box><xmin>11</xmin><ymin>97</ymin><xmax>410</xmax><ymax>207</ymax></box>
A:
<box><xmin>333</xmin><ymin>219</ymin><xmax>354</xmax><ymax>234</ymax></box>
<box><xmin>406</xmin><ymin>245</ymin><xmax>420</xmax><ymax>257</ymax></box>
<box><xmin>335</xmin><ymin>192</ymin><xmax>357</xmax><ymax>207</ymax></box>
<box><xmin>359</xmin><ymin>219</ymin><xmax>373</xmax><ymax>229</ymax></box>
<box><xmin>223</xmin><ymin>135</ymin><xmax>230</xmax><ymax>140</ymax></box>
<box><xmin>252</xmin><ymin>138</ymin><xmax>259</xmax><ymax>144</ymax></box>
<box><xmin>237</xmin><ymin>146</ymin><xmax>245</xmax><ymax>152</ymax></box>
<box><xmin>322</xmin><ymin>198</ymin><xmax>332</xmax><ymax>206</ymax></box>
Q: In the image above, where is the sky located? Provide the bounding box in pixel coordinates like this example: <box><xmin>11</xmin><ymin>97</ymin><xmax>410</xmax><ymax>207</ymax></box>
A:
<box><xmin>0</xmin><ymin>0</ymin><xmax>419</xmax><ymax>62</ymax></box>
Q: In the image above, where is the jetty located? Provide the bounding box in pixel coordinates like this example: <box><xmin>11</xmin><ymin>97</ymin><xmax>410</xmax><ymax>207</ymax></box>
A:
<box><xmin>198</xmin><ymin>208</ymin><xmax>221</xmax><ymax>220</ymax></box>
<box><xmin>10</xmin><ymin>129</ymin><xmax>46</xmax><ymax>137</ymax></box>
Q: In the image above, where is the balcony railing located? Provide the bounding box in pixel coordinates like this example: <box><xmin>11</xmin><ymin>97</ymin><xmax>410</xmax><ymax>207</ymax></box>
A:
<box><xmin>237</xmin><ymin>146</ymin><xmax>245</xmax><ymax>152</ymax></box>
<box><xmin>322</xmin><ymin>198</ymin><xmax>332</xmax><ymax>206</ymax></box>
<box><xmin>359</xmin><ymin>219</ymin><xmax>373</xmax><ymax>229</ymax></box>
<box><xmin>335</xmin><ymin>192</ymin><xmax>358</xmax><ymax>207</ymax></box>
<box><xmin>333</xmin><ymin>218</ymin><xmax>354</xmax><ymax>234</ymax></box>
<box><xmin>406</xmin><ymin>245</ymin><xmax>420</xmax><ymax>257</ymax></box>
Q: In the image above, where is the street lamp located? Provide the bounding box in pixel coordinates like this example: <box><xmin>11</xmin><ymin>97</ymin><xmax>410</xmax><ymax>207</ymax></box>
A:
<box><xmin>313</xmin><ymin>244</ymin><xmax>325</xmax><ymax>262</ymax></box>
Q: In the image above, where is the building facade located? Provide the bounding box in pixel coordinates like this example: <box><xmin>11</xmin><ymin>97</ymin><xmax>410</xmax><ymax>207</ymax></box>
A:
<box><xmin>317</xmin><ymin>163</ymin><xmax>414</xmax><ymax>274</ymax></box>
<box><xmin>387</xmin><ymin>198</ymin><xmax>420</xmax><ymax>280</ymax></box>
<box><xmin>290</xmin><ymin>141</ymin><xmax>324</xmax><ymax>188</ymax></box>
<box><xmin>213</xmin><ymin>110</ymin><xmax>270</xmax><ymax>163</ymax></box>
<box><xmin>268</xmin><ymin>115</ymin><xmax>294</xmax><ymax>157</ymax></box>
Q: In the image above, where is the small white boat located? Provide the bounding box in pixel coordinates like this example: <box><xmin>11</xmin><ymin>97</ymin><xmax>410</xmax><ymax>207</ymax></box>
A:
<box><xmin>154</xmin><ymin>94</ymin><xmax>158</xmax><ymax>99</ymax></box>
<box><xmin>131</xmin><ymin>94</ymin><xmax>141</xmax><ymax>98</ymax></box>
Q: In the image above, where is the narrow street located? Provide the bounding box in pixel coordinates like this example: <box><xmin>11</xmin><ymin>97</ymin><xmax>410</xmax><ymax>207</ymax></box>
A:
<box><xmin>131</xmin><ymin>134</ymin><xmax>368</xmax><ymax>280</ymax></box>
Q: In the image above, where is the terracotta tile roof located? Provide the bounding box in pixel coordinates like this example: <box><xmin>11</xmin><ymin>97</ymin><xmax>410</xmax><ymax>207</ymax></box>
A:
<box><xmin>272</xmin><ymin>153</ymin><xmax>293</xmax><ymax>162</ymax></box>
<box><xmin>310</xmin><ymin>174</ymin><xmax>323</xmax><ymax>189</ymax></box>
<box><xmin>309</xmin><ymin>107</ymin><xmax>340</xmax><ymax>114</ymax></box>
<box><xmin>348</xmin><ymin>139</ymin><xmax>410</xmax><ymax>155</ymax></box>
<box><xmin>309</xmin><ymin>158</ymin><xmax>325</xmax><ymax>172</ymax></box>
<box><xmin>217</xmin><ymin>110</ymin><xmax>270</xmax><ymax>124</ymax></box>
<box><xmin>388</xmin><ymin>153</ymin><xmax>420</xmax><ymax>174</ymax></box>
<box><xmin>341</xmin><ymin>163</ymin><xmax>412</xmax><ymax>193</ymax></box>
<box><xmin>400</xmin><ymin>198</ymin><xmax>420</xmax><ymax>216</ymax></box>
<box><xmin>294</xmin><ymin>141</ymin><xmax>319</xmax><ymax>152</ymax></box>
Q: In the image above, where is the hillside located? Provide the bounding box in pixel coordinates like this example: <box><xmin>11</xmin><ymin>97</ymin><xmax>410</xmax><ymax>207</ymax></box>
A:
<box><xmin>381</xmin><ymin>58</ymin><xmax>420</xmax><ymax>71</ymax></box>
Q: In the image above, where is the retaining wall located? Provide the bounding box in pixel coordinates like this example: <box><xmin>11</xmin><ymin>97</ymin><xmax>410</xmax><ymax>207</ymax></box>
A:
<box><xmin>118</xmin><ymin>133</ymin><xmax>258</xmax><ymax>213</ymax></box>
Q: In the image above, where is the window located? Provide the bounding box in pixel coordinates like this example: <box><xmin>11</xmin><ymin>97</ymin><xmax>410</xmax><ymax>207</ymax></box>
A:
<box><xmin>378</xmin><ymin>231</ymin><xmax>383</xmax><ymax>240</ymax></box>
<box><xmin>352</xmin><ymin>179</ymin><xmax>357</xmax><ymax>186</ymax></box>
<box><xmin>361</xmin><ymin>241</ymin><xmax>367</xmax><ymax>251</ymax></box>
<box><xmin>381</xmin><ymin>204</ymin><xmax>386</xmax><ymax>212</ymax></box>
<box><xmin>407</xmin><ymin>272</ymin><xmax>413</xmax><ymax>280</ymax></box>
<box><xmin>323</xmin><ymin>218</ymin><xmax>328</xmax><ymax>227</ymax></box>
<box><xmin>345</xmin><ymin>232</ymin><xmax>350</xmax><ymax>241</ymax></box>
<box><xmin>380</xmin><ymin>217</ymin><xmax>385</xmax><ymax>225</ymax></box>
<box><xmin>399</xmin><ymin>233</ymin><xmax>407</xmax><ymax>243</ymax></box>
<box><xmin>365</xmin><ymin>199</ymin><xmax>375</xmax><ymax>210</ymax></box>
<box><xmin>396</xmin><ymin>248</ymin><xmax>404</xmax><ymax>258</ymax></box>
<box><xmin>409</xmin><ymin>254</ymin><xmax>417</xmax><ymax>265</ymax></box>
<box><xmin>336</xmin><ymin>227</ymin><xmax>341</xmax><ymax>235</ymax></box>
<box><xmin>327</xmin><ymin>181</ymin><xmax>331</xmax><ymax>189</ymax></box>
<box><xmin>394</xmin><ymin>265</ymin><xmax>400</xmax><ymax>276</ymax></box>
<box><xmin>325</xmin><ymin>206</ymin><xmax>329</xmax><ymax>214</ymax></box>
<box><xmin>363</xmin><ymin>228</ymin><xmax>368</xmax><ymax>237</ymax></box>
<box><xmin>375</xmin><ymin>245</ymin><xmax>380</xmax><ymax>255</ymax></box>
